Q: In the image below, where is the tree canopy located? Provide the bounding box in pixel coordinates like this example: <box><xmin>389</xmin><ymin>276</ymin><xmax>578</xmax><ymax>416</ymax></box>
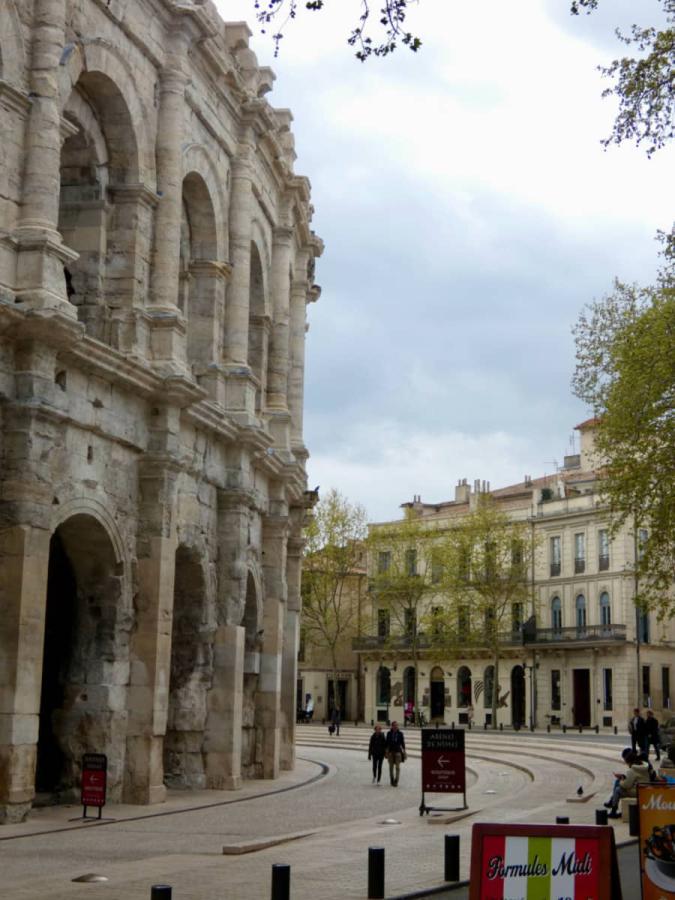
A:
<box><xmin>572</xmin><ymin>249</ymin><xmax>675</xmax><ymax>616</ymax></box>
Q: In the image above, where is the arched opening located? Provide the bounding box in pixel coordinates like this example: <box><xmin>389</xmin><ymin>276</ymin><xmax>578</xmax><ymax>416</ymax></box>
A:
<box><xmin>164</xmin><ymin>545</ymin><xmax>212</xmax><ymax>789</ymax></box>
<box><xmin>403</xmin><ymin>666</ymin><xmax>415</xmax><ymax>723</ymax></box>
<box><xmin>430</xmin><ymin>666</ymin><xmax>445</xmax><ymax>721</ymax></box>
<box><xmin>551</xmin><ymin>596</ymin><xmax>562</xmax><ymax>632</ymax></box>
<box><xmin>180</xmin><ymin>173</ymin><xmax>221</xmax><ymax>370</ymax></box>
<box><xmin>248</xmin><ymin>242</ymin><xmax>269</xmax><ymax>411</ymax></box>
<box><xmin>575</xmin><ymin>594</ymin><xmax>587</xmax><ymax>635</ymax></box>
<box><xmin>511</xmin><ymin>665</ymin><xmax>526</xmax><ymax>727</ymax></box>
<box><xmin>37</xmin><ymin>515</ymin><xmax>126</xmax><ymax>802</ymax></box>
<box><xmin>59</xmin><ymin>73</ymin><xmax>138</xmax><ymax>342</ymax></box>
<box><xmin>457</xmin><ymin>666</ymin><xmax>472</xmax><ymax>709</ymax></box>
<box><xmin>599</xmin><ymin>591</ymin><xmax>611</xmax><ymax>627</ymax></box>
<box><xmin>241</xmin><ymin>571</ymin><xmax>263</xmax><ymax>778</ymax></box>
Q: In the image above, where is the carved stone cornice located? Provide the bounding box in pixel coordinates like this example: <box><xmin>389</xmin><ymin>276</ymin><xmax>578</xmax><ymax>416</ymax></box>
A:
<box><xmin>0</xmin><ymin>80</ymin><xmax>31</xmax><ymax>117</ymax></box>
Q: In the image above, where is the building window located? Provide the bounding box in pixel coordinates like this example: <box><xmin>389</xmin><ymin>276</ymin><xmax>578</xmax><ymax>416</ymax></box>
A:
<box><xmin>663</xmin><ymin>667</ymin><xmax>671</xmax><ymax>709</ymax></box>
<box><xmin>404</xmin><ymin>608</ymin><xmax>416</xmax><ymax>637</ymax></box>
<box><xmin>377</xmin><ymin>666</ymin><xmax>391</xmax><ymax>705</ymax></box>
<box><xmin>551</xmin><ymin>669</ymin><xmax>561</xmax><ymax>710</ymax></box>
<box><xmin>405</xmin><ymin>548</ymin><xmax>417</xmax><ymax>577</ymax></box>
<box><xmin>431</xmin><ymin>606</ymin><xmax>442</xmax><ymax>635</ymax></box>
<box><xmin>575</xmin><ymin>594</ymin><xmax>586</xmax><ymax>633</ymax></box>
<box><xmin>458</xmin><ymin>605</ymin><xmax>470</xmax><ymax>634</ymax></box>
<box><xmin>298</xmin><ymin>629</ymin><xmax>306</xmax><ymax>662</ymax></box>
<box><xmin>550</xmin><ymin>536</ymin><xmax>561</xmax><ymax>576</ymax></box>
<box><xmin>638</xmin><ymin>528</ymin><xmax>649</xmax><ymax>561</ymax></box>
<box><xmin>431</xmin><ymin>553</ymin><xmax>443</xmax><ymax>584</ymax></box>
<box><xmin>574</xmin><ymin>533</ymin><xmax>585</xmax><ymax>573</ymax></box>
<box><xmin>638</xmin><ymin>609</ymin><xmax>650</xmax><ymax>644</ymax></box>
<box><xmin>603</xmin><ymin>668</ymin><xmax>613</xmax><ymax>710</ymax></box>
<box><xmin>551</xmin><ymin>596</ymin><xmax>562</xmax><ymax>631</ymax></box>
<box><xmin>377</xmin><ymin>609</ymin><xmax>390</xmax><ymax>638</ymax></box>
<box><xmin>512</xmin><ymin>602</ymin><xmax>523</xmax><ymax>633</ymax></box>
<box><xmin>598</xmin><ymin>529</ymin><xmax>610</xmax><ymax>570</ymax></box>
<box><xmin>377</xmin><ymin>551</ymin><xmax>391</xmax><ymax>574</ymax></box>
<box><xmin>599</xmin><ymin>592</ymin><xmax>611</xmax><ymax>627</ymax></box>
<box><xmin>642</xmin><ymin>665</ymin><xmax>651</xmax><ymax>707</ymax></box>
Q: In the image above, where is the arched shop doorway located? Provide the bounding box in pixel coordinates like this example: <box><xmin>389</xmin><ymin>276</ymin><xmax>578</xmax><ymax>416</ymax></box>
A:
<box><xmin>37</xmin><ymin>515</ymin><xmax>126</xmax><ymax>801</ymax></box>
<box><xmin>430</xmin><ymin>667</ymin><xmax>445</xmax><ymax>721</ymax></box>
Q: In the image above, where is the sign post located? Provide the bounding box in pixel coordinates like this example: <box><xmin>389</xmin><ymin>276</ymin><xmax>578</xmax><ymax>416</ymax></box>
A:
<box><xmin>469</xmin><ymin>822</ymin><xmax>622</xmax><ymax>899</ymax></box>
<box><xmin>637</xmin><ymin>782</ymin><xmax>675</xmax><ymax>899</ymax></box>
<box><xmin>80</xmin><ymin>753</ymin><xmax>107</xmax><ymax>820</ymax></box>
<box><xmin>420</xmin><ymin>727</ymin><xmax>467</xmax><ymax>815</ymax></box>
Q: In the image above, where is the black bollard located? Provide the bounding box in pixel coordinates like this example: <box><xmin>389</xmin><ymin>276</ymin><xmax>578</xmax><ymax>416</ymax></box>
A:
<box><xmin>368</xmin><ymin>847</ymin><xmax>385</xmax><ymax>899</ymax></box>
<box><xmin>445</xmin><ymin>835</ymin><xmax>460</xmax><ymax>882</ymax></box>
<box><xmin>271</xmin><ymin>864</ymin><xmax>290</xmax><ymax>900</ymax></box>
<box><xmin>151</xmin><ymin>887</ymin><xmax>172</xmax><ymax>900</ymax></box>
<box><xmin>578</xmin><ymin>725</ymin><xmax>582</xmax><ymax>734</ymax></box>
<box><xmin>468</xmin><ymin>720</ymin><xmax>472</xmax><ymax>730</ymax></box>
<box><xmin>595</xmin><ymin>724</ymin><xmax>599</xmax><ymax>734</ymax></box>
<box><xmin>499</xmin><ymin>722</ymin><xmax>503</xmax><ymax>732</ymax></box>
<box><xmin>629</xmin><ymin>803</ymin><xmax>639</xmax><ymax>837</ymax></box>
<box><xmin>547</xmin><ymin>724</ymin><xmax>551</xmax><ymax>733</ymax></box>
<box><xmin>596</xmin><ymin>809</ymin><xmax>608</xmax><ymax>826</ymax></box>
<box><xmin>451</xmin><ymin>721</ymin><xmax>455</xmax><ymax>729</ymax></box>
<box><xmin>484</xmin><ymin>721</ymin><xmax>488</xmax><ymax>730</ymax></box>
<box><xmin>562</xmin><ymin>724</ymin><xmax>567</xmax><ymax>733</ymax></box>
<box><xmin>556</xmin><ymin>817</ymin><xmax>570</xmax><ymax>825</ymax></box>
<box><xmin>614</xmin><ymin>725</ymin><xmax>618</xmax><ymax>735</ymax></box>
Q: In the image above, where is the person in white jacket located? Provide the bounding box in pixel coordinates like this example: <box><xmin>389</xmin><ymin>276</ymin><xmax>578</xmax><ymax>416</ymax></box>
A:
<box><xmin>605</xmin><ymin>748</ymin><xmax>651</xmax><ymax>818</ymax></box>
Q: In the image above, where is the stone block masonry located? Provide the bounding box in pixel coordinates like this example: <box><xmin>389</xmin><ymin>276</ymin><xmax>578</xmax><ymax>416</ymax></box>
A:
<box><xmin>0</xmin><ymin>0</ymin><xmax>322</xmax><ymax>823</ymax></box>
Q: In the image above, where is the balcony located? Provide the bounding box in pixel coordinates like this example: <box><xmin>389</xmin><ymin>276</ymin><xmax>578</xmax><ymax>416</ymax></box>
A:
<box><xmin>599</xmin><ymin>554</ymin><xmax>610</xmax><ymax>571</ymax></box>
<box><xmin>550</xmin><ymin>562</ymin><xmax>561</xmax><ymax>577</ymax></box>
<box><xmin>526</xmin><ymin>624</ymin><xmax>626</xmax><ymax>645</ymax></box>
<box><xmin>574</xmin><ymin>557</ymin><xmax>585</xmax><ymax>574</ymax></box>
<box><xmin>353</xmin><ymin>634</ymin><xmax>432</xmax><ymax>652</ymax></box>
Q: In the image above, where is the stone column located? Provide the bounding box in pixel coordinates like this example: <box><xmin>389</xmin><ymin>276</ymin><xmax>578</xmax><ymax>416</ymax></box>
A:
<box><xmin>266</xmin><ymin>217</ymin><xmax>293</xmax><ymax>448</ymax></box>
<box><xmin>258</xmin><ymin>514</ymin><xmax>288</xmax><ymax>779</ymax></box>
<box><xmin>204</xmin><ymin>624</ymin><xmax>244</xmax><ymax>790</ymax></box>
<box><xmin>280</xmin><ymin>527</ymin><xmax>303</xmax><ymax>770</ymax></box>
<box><xmin>188</xmin><ymin>259</ymin><xmax>232</xmax><ymax>404</ymax></box>
<box><xmin>14</xmin><ymin>0</ymin><xmax>77</xmax><ymax>315</ymax></box>
<box><xmin>288</xmin><ymin>249</ymin><xmax>310</xmax><ymax>449</ymax></box>
<box><xmin>124</xmin><ymin>409</ymin><xmax>180</xmax><ymax>804</ymax></box>
<box><xmin>224</xmin><ymin>131</ymin><xmax>255</xmax><ymax>368</ymax></box>
<box><xmin>0</xmin><ymin>525</ymin><xmax>51</xmax><ymax>823</ymax></box>
<box><xmin>147</xmin><ymin>30</ymin><xmax>191</xmax><ymax>370</ymax></box>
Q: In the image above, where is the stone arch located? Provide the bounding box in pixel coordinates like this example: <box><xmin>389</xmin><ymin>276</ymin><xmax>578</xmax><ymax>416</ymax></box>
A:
<box><xmin>164</xmin><ymin>543</ymin><xmax>214</xmax><ymax>789</ymax></box>
<box><xmin>37</xmin><ymin>512</ymin><xmax>130</xmax><ymax>803</ymax></box>
<box><xmin>59</xmin><ymin>39</ymin><xmax>151</xmax><ymax>185</ymax></box>
<box><xmin>0</xmin><ymin>0</ymin><xmax>27</xmax><ymax>90</ymax></box>
<box><xmin>248</xmin><ymin>240</ymin><xmax>270</xmax><ymax>410</ymax></box>
<box><xmin>182</xmin><ymin>144</ymin><xmax>227</xmax><ymax>259</ymax></box>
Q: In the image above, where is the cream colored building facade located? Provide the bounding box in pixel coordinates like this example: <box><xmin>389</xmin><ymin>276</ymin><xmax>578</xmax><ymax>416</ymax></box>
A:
<box><xmin>0</xmin><ymin>0</ymin><xmax>321</xmax><ymax>823</ymax></box>
<box><xmin>356</xmin><ymin>423</ymin><xmax>674</xmax><ymax>732</ymax></box>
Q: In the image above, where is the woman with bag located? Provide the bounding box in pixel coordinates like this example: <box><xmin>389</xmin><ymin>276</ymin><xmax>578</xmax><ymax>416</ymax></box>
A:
<box><xmin>384</xmin><ymin>721</ymin><xmax>406</xmax><ymax>787</ymax></box>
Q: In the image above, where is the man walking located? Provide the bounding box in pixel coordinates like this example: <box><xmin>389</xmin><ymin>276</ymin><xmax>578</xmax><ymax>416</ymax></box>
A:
<box><xmin>645</xmin><ymin>710</ymin><xmax>661</xmax><ymax>760</ymax></box>
<box><xmin>385</xmin><ymin>721</ymin><xmax>406</xmax><ymax>787</ymax></box>
<box><xmin>628</xmin><ymin>708</ymin><xmax>646</xmax><ymax>753</ymax></box>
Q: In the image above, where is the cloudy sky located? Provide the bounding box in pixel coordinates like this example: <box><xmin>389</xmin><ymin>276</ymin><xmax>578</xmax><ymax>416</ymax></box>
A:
<box><xmin>216</xmin><ymin>0</ymin><xmax>673</xmax><ymax>522</ymax></box>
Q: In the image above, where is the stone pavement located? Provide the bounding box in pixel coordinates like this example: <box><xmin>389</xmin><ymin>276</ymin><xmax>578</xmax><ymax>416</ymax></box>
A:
<box><xmin>0</xmin><ymin>726</ymin><xmax>641</xmax><ymax>899</ymax></box>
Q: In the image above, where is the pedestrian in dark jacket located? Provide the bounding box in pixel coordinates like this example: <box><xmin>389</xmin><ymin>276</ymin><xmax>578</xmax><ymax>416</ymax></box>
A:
<box><xmin>628</xmin><ymin>708</ymin><xmax>647</xmax><ymax>753</ymax></box>
<box><xmin>385</xmin><ymin>721</ymin><xmax>406</xmax><ymax>786</ymax></box>
<box><xmin>330</xmin><ymin>706</ymin><xmax>341</xmax><ymax>736</ymax></box>
<box><xmin>368</xmin><ymin>724</ymin><xmax>386</xmax><ymax>784</ymax></box>
<box><xmin>645</xmin><ymin>710</ymin><xmax>661</xmax><ymax>760</ymax></box>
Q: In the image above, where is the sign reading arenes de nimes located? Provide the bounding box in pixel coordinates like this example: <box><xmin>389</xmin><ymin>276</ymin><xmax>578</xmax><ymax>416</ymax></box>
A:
<box><xmin>421</xmin><ymin>728</ymin><xmax>465</xmax><ymax>793</ymax></box>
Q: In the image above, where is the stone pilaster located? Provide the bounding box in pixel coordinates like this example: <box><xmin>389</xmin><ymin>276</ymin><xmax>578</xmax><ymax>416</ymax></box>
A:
<box><xmin>204</xmin><ymin>624</ymin><xmax>244</xmax><ymax>790</ymax></box>
<box><xmin>14</xmin><ymin>0</ymin><xmax>77</xmax><ymax>316</ymax></box>
<box><xmin>189</xmin><ymin>259</ymin><xmax>232</xmax><ymax>404</ymax></box>
<box><xmin>266</xmin><ymin>218</ymin><xmax>293</xmax><ymax>449</ymax></box>
<box><xmin>288</xmin><ymin>249</ymin><xmax>310</xmax><ymax>449</ymax></box>
<box><xmin>258</xmin><ymin>514</ymin><xmax>288</xmax><ymax>779</ymax></box>
<box><xmin>280</xmin><ymin>526</ymin><xmax>303</xmax><ymax>770</ymax></box>
<box><xmin>224</xmin><ymin>133</ymin><xmax>255</xmax><ymax>369</ymax></box>
<box><xmin>147</xmin><ymin>29</ymin><xmax>191</xmax><ymax>371</ymax></box>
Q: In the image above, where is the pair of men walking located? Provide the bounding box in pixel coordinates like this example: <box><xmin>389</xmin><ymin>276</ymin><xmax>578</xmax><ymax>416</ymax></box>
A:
<box><xmin>629</xmin><ymin>708</ymin><xmax>661</xmax><ymax>760</ymax></box>
<box><xmin>368</xmin><ymin>721</ymin><xmax>406</xmax><ymax>786</ymax></box>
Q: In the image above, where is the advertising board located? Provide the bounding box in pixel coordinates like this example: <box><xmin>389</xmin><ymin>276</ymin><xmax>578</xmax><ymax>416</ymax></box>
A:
<box><xmin>81</xmin><ymin>753</ymin><xmax>107</xmax><ymax>811</ymax></box>
<box><xmin>469</xmin><ymin>823</ymin><xmax>622</xmax><ymax>900</ymax></box>
<box><xmin>421</xmin><ymin>727</ymin><xmax>465</xmax><ymax>793</ymax></box>
<box><xmin>637</xmin><ymin>783</ymin><xmax>675</xmax><ymax>899</ymax></box>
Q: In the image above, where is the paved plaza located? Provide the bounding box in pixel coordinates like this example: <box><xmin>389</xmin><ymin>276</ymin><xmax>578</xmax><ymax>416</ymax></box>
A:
<box><xmin>0</xmin><ymin>727</ymin><xmax>640</xmax><ymax>899</ymax></box>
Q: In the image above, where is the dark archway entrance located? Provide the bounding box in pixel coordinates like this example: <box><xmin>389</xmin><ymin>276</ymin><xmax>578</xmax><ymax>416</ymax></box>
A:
<box><xmin>241</xmin><ymin>572</ymin><xmax>263</xmax><ymax>778</ymax></box>
<box><xmin>164</xmin><ymin>545</ymin><xmax>212</xmax><ymax>789</ymax></box>
<box><xmin>573</xmin><ymin>669</ymin><xmax>591</xmax><ymax>726</ymax></box>
<box><xmin>430</xmin><ymin>667</ymin><xmax>445</xmax><ymax>721</ymax></box>
<box><xmin>37</xmin><ymin>515</ymin><xmax>123</xmax><ymax>802</ymax></box>
<box><xmin>511</xmin><ymin>665</ymin><xmax>526</xmax><ymax>727</ymax></box>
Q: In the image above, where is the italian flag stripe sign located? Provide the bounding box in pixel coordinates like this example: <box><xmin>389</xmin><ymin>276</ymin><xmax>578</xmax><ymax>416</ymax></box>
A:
<box><xmin>480</xmin><ymin>835</ymin><xmax>599</xmax><ymax>898</ymax></box>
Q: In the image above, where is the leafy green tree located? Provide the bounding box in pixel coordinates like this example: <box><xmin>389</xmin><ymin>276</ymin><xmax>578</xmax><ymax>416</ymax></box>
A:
<box><xmin>368</xmin><ymin>508</ymin><xmax>441</xmax><ymax>723</ymax></box>
<box><xmin>572</xmin><ymin>0</ymin><xmax>674</xmax><ymax>155</ymax></box>
<box><xmin>302</xmin><ymin>489</ymin><xmax>368</xmax><ymax>716</ymax></box>
<box><xmin>572</xmin><ymin>252</ymin><xmax>675</xmax><ymax>617</ymax></box>
<box><xmin>433</xmin><ymin>494</ymin><xmax>536</xmax><ymax>729</ymax></box>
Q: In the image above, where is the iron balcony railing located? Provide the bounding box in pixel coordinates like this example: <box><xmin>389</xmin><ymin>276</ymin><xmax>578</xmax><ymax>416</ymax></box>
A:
<box><xmin>352</xmin><ymin>623</ymin><xmax>627</xmax><ymax>651</ymax></box>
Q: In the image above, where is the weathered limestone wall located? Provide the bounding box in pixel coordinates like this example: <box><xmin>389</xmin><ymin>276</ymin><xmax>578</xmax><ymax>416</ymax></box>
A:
<box><xmin>0</xmin><ymin>0</ymin><xmax>321</xmax><ymax>823</ymax></box>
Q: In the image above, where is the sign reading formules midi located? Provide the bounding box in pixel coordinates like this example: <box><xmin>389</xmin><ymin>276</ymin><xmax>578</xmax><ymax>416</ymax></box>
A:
<box><xmin>422</xmin><ymin>728</ymin><xmax>466</xmax><ymax>793</ymax></box>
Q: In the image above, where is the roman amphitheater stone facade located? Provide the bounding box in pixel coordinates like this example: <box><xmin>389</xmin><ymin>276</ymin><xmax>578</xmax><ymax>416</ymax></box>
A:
<box><xmin>0</xmin><ymin>0</ymin><xmax>322</xmax><ymax>823</ymax></box>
